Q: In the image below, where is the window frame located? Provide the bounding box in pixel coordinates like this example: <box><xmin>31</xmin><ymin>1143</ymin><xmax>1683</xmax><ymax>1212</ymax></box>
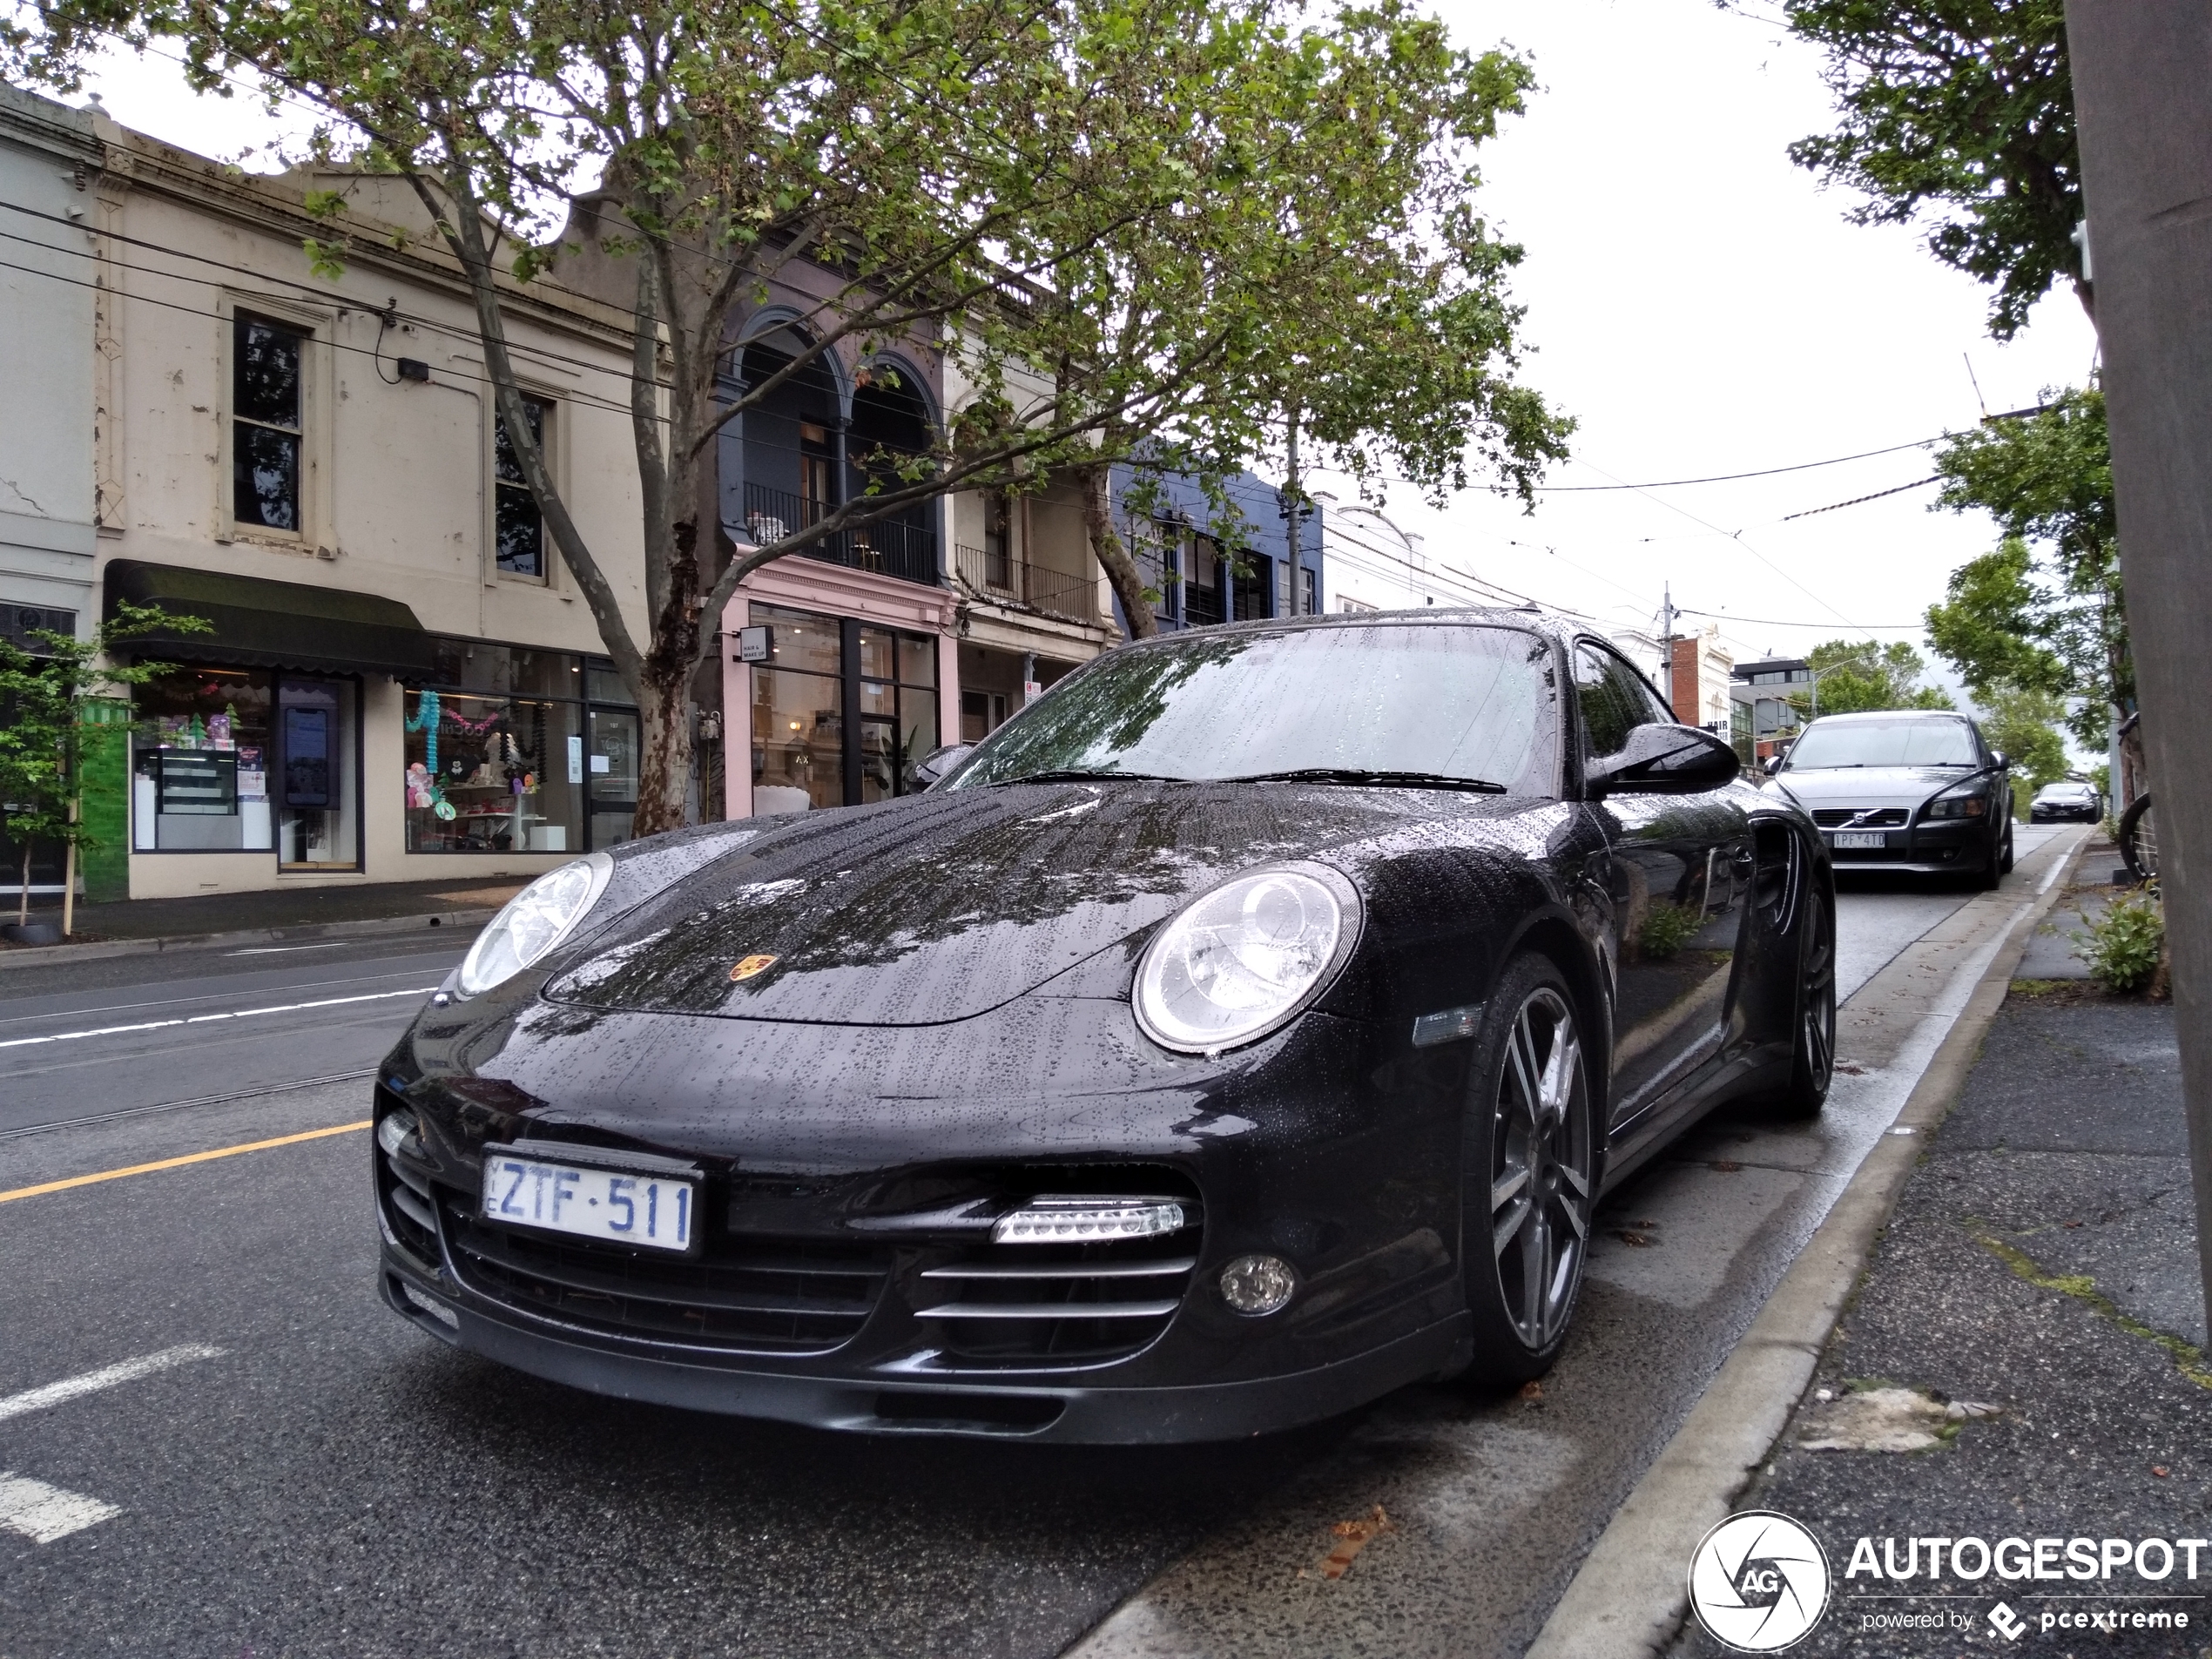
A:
<box><xmin>492</xmin><ymin>392</ymin><xmax>556</xmax><ymax>584</ymax></box>
<box><xmin>219</xmin><ymin>294</ymin><xmax>333</xmax><ymax>550</ymax></box>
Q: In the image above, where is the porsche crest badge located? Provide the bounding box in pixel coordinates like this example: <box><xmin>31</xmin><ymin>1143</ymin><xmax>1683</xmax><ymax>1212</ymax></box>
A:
<box><xmin>729</xmin><ymin>954</ymin><xmax>779</xmax><ymax>983</ymax></box>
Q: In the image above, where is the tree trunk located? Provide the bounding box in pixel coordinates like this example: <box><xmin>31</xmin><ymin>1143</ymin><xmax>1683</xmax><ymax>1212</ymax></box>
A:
<box><xmin>1079</xmin><ymin>463</ymin><xmax>1156</xmax><ymax>639</ymax></box>
<box><xmin>61</xmin><ymin>799</ymin><xmax>76</xmax><ymax>938</ymax></box>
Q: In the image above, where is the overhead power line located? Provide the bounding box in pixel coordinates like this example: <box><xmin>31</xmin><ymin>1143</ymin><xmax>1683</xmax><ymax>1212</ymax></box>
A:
<box><xmin>1534</xmin><ymin>436</ymin><xmax>1942</xmax><ymax>491</ymax></box>
<box><xmin>1777</xmin><ymin>475</ymin><xmax>1942</xmax><ymax>522</ymax></box>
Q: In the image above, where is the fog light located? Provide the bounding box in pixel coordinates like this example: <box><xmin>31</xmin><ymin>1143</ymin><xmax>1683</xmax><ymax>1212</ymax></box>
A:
<box><xmin>1219</xmin><ymin>1254</ymin><xmax>1297</xmax><ymax>1316</ymax></box>
<box><xmin>993</xmin><ymin>1196</ymin><xmax>1186</xmax><ymax>1244</ymax></box>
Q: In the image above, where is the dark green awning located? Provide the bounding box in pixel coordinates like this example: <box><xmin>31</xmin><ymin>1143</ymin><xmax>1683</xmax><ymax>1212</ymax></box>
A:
<box><xmin>104</xmin><ymin>559</ymin><xmax>436</xmax><ymax>680</ymax></box>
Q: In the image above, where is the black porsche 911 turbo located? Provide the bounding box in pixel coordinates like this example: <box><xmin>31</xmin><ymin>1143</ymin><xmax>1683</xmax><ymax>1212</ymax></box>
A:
<box><xmin>373</xmin><ymin>610</ymin><xmax>1834</xmax><ymax>1442</ymax></box>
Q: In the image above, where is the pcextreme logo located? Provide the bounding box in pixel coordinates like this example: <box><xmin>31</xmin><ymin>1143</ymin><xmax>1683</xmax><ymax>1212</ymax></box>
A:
<box><xmin>1689</xmin><ymin>1511</ymin><xmax>1833</xmax><ymax>1652</ymax></box>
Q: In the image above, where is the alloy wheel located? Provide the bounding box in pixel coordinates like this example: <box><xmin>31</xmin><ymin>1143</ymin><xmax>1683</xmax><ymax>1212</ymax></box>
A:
<box><xmin>1489</xmin><ymin>987</ymin><xmax>1593</xmax><ymax>1352</ymax></box>
<box><xmin>1801</xmin><ymin>897</ymin><xmax>1836</xmax><ymax>1095</ymax></box>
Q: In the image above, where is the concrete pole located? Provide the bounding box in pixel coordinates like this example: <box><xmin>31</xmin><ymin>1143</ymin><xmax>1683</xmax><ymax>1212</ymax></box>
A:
<box><xmin>2064</xmin><ymin>0</ymin><xmax>2212</xmax><ymax>1316</ymax></box>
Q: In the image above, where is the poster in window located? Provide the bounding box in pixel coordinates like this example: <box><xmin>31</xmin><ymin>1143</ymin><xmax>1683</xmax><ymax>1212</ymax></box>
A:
<box><xmin>284</xmin><ymin>707</ymin><xmax>331</xmax><ymax>806</ymax></box>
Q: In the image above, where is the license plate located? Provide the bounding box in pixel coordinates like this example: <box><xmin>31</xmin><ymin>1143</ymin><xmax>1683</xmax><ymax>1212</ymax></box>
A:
<box><xmin>1831</xmin><ymin>831</ymin><xmax>1886</xmax><ymax>850</ymax></box>
<box><xmin>479</xmin><ymin>1149</ymin><xmax>697</xmax><ymax>1253</ymax></box>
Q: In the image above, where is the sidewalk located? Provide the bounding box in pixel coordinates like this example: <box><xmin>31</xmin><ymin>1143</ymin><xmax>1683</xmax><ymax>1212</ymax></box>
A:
<box><xmin>1674</xmin><ymin>915</ymin><xmax>2207</xmax><ymax>1654</ymax></box>
<box><xmin>0</xmin><ymin>876</ymin><xmax>522</xmax><ymax>956</ymax></box>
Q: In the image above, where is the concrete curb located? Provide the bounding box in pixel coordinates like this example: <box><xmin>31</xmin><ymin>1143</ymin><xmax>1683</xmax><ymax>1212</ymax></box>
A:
<box><xmin>0</xmin><ymin>907</ymin><xmax>496</xmax><ymax>972</ymax></box>
<box><xmin>1522</xmin><ymin>830</ymin><xmax>2094</xmax><ymax>1659</ymax></box>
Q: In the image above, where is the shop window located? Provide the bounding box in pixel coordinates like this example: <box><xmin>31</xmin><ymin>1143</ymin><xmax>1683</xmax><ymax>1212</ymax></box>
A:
<box><xmin>494</xmin><ymin>396</ymin><xmax>551</xmax><ymax>579</ymax></box>
<box><xmin>277</xmin><ymin>678</ymin><xmax>359</xmax><ymax>868</ymax></box>
<box><xmin>860</xmin><ymin>624</ymin><xmax>937</xmax><ymax>804</ymax></box>
<box><xmin>746</xmin><ymin>604</ymin><xmax>939</xmax><ymax>812</ymax></box>
<box><xmin>404</xmin><ymin>688</ymin><xmax>583</xmax><ymax>853</ymax></box>
<box><xmin>133</xmin><ymin>666</ymin><xmax>361</xmax><ymax>869</ymax></box>
<box><xmin>233</xmin><ymin>313</ymin><xmax>305</xmax><ymax>533</ymax></box>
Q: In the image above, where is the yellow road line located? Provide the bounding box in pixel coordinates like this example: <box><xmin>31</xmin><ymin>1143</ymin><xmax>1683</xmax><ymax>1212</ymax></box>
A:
<box><xmin>0</xmin><ymin>1122</ymin><xmax>370</xmax><ymax>1205</ymax></box>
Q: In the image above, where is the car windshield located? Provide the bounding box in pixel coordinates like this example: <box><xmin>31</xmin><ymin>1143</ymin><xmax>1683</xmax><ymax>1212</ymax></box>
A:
<box><xmin>1785</xmin><ymin>718</ymin><xmax>1979</xmax><ymax>770</ymax></box>
<box><xmin>945</xmin><ymin>624</ymin><xmax>1559</xmax><ymax>794</ymax></box>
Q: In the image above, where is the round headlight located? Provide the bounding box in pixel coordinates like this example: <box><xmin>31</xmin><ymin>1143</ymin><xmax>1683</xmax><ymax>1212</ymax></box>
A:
<box><xmin>455</xmin><ymin>853</ymin><xmax>614</xmax><ymax>998</ymax></box>
<box><xmin>1133</xmin><ymin>866</ymin><xmax>1353</xmax><ymax>1054</ymax></box>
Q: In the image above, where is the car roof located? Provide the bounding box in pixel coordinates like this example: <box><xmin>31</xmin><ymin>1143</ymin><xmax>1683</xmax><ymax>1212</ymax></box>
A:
<box><xmin>1131</xmin><ymin>604</ymin><xmax>1575</xmax><ymax>644</ymax></box>
<box><xmin>1802</xmin><ymin>709</ymin><xmax>1970</xmax><ymax>725</ymax></box>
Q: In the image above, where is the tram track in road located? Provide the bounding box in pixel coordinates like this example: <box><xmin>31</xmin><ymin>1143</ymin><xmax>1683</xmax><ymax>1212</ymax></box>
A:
<box><xmin>0</xmin><ymin>936</ymin><xmax>462</xmax><ymax>1135</ymax></box>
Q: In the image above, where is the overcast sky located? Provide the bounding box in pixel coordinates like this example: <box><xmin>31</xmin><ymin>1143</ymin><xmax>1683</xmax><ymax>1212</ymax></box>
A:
<box><xmin>73</xmin><ymin>0</ymin><xmax>2100</xmax><ymax>685</ymax></box>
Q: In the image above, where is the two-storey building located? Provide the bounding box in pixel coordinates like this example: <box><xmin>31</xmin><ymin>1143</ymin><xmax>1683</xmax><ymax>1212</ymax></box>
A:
<box><xmin>11</xmin><ymin>87</ymin><xmax>655</xmax><ymax>899</ymax></box>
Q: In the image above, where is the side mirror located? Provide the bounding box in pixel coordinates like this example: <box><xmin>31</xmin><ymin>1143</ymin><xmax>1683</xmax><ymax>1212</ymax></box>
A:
<box><xmin>1991</xmin><ymin>751</ymin><xmax>2010</xmax><ymax>771</ymax></box>
<box><xmin>1763</xmin><ymin>756</ymin><xmax>1783</xmax><ymax>776</ymax></box>
<box><xmin>907</xmin><ymin>742</ymin><xmax>974</xmax><ymax>791</ymax></box>
<box><xmin>1587</xmin><ymin>723</ymin><xmax>1743</xmax><ymax>798</ymax></box>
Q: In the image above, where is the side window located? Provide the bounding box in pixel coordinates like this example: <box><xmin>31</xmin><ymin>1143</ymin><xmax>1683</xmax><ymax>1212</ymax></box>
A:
<box><xmin>1574</xmin><ymin>644</ymin><xmax>1642</xmax><ymax>759</ymax></box>
<box><xmin>233</xmin><ymin>312</ymin><xmax>306</xmax><ymax>533</ymax></box>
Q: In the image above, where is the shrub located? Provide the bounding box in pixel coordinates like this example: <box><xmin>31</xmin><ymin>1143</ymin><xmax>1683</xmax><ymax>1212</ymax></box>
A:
<box><xmin>2081</xmin><ymin>889</ymin><xmax>2163</xmax><ymax>995</ymax></box>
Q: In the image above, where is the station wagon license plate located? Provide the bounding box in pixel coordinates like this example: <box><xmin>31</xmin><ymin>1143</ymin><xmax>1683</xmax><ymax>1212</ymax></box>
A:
<box><xmin>1831</xmin><ymin>831</ymin><xmax>1886</xmax><ymax>850</ymax></box>
<box><xmin>480</xmin><ymin>1150</ymin><xmax>696</xmax><ymax>1253</ymax></box>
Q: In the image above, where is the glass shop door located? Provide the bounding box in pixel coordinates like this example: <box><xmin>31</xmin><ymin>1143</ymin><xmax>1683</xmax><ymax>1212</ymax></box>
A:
<box><xmin>586</xmin><ymin>706</ymin><xmax>639</xmax><ymax>849</ymax></box>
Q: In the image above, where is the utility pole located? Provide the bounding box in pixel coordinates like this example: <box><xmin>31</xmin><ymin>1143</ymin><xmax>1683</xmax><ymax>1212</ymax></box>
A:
<box><xmin>1279</xmin><ymin>405</ymin><xmax>1306</xmax><ymax>618</ymax></box>
<box><xmin>2065</xmin><ymin>0</ymin><xmax>2212</xmax><ymax>1320</ymax></box>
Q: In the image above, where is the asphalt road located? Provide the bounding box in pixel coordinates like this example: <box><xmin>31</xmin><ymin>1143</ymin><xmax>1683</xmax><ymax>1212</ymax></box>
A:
<box><xmin>0</xmin><ymin>829</ymin><xmax>2074</xmax><ymax>1658</ymax></box>
<box><xmin>0</xmin><ymin>935</ymin><xmax>466</xmax><ymax>1135</ymax></box>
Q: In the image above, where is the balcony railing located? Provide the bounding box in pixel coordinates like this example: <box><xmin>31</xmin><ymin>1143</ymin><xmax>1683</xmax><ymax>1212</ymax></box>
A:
<box><xmin>953</xmin><ymin>543</ymin><xmax>1100</xmax><ymax>623</ymax></box>
<box><xmin>742</xmin><ymin>482</ymin><xmax>939</xmax><ymax>588</ymax></box>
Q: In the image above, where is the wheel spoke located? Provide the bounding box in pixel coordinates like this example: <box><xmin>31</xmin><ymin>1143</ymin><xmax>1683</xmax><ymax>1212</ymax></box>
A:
<box><xmin>1520</xmin><ymin>1204</ymin><xmax>1549</xmax><ymax>1335</ymax></box>
<box><xmin>1541</xmin><ymin>1034</ymin><xmax>1580</xmax><ymax>1119</ymax></box>
<box><xmin>1494</xmin><ymin>1191</ymin><xmax>1532</xmax><ymax>1258</ymax></box>
<box><xmin>1556</xmin><ymin>1192</ymin><xmax>1589</xmax><ymax>1240</ymax></box>
<box><xmin>1507</xmin><ymin>1013</ymin><xmax>1541</xmax><ymax>1124</ymax></box>
<box><xmin>1493</xmin><ymin>1166</ymin><xmax>1531</xmax><ymax>1211</ymax></box>
<box><xmin>1558</xmin><ymin>1163</ymin><xmax>1590</xmax><ymax>1199</ymax></box>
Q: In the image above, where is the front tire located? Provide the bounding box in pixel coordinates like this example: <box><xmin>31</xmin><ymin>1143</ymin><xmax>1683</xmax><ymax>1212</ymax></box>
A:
<box><xmin>1998</xmin><ymin>821</ymin><xmax>2015</xmax><ymax>876</ymax></box>
<box><xmin>1770</xmin><ymin>884</ymin><xmax>1836</xmax><ymax>1119</ymax></box>
<box><xmin>1460</xmin><ymin>955</ymin><xmax>1596</xmax><ymax>1385</ymax></box>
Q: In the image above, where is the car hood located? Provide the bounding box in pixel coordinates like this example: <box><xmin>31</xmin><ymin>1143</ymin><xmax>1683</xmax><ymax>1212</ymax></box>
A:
<box><xmin>1770</xmin><ymin>765</ymin><xmax>1981</xmax><ymax>813</ymax></box>
<box><xmin>543</xmin><ymin>780</ymin><xmax>1542</xmax><ymax>1027</ymax></box>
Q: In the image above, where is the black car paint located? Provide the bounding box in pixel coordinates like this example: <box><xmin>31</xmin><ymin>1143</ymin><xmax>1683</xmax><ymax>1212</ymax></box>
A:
<box><xmin>374</xmin><ymin>615</ymin><xmax>1830</xmax><ymax>1440</ymax></box>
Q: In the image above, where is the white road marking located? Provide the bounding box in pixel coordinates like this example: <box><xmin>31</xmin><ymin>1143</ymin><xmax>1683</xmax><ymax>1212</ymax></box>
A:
<box><xmin>226</xmin><ymin>942</ymin><xmax>353</xmax><ymax>954</ymax></box>
<box><xmin>0</xmin><ymin>1474</ymin><xmax>119</xmax><ymax>1543</ymax></box>
<box><xmin>0</xmin><ymin>963</ymin><xmax>458</xmax><ymax>1028</ymax></box>
<box><xmin>0</xmin><ymin>1344</ymin><xmax>227</xmax><ymax>1423</ymax></box>
<box><xmin>0</xmin><ymin>988</ymin><xmax>438</xmax><ymax>1050</ymax></box>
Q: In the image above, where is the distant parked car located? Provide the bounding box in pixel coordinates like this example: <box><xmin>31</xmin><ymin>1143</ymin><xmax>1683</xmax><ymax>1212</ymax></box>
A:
<box><xmin>1764</xmin><ymin>710</ymin><xmax>2013</xmax><ymax>888</ymax></box>
<box><xmin>2030</xmin><ymin>779</ymin><xmax>2102</xmax><ymax>823</ymax></box>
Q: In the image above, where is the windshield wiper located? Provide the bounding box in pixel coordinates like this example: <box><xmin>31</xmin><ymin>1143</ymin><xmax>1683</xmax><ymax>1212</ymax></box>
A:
<box><xmin>1224</xmin><ymin>767</ymin><xmax>1508</xmax><ymax>794</ymax></box>
<box><xmin>988</xmin><ymin>768</ymin><xmax>1178</xmax><ymax>786</ymax></box>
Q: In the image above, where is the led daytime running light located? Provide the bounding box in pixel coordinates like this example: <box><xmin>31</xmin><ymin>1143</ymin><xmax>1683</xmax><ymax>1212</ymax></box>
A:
<box><xmin>992</xmin><ymin>1197</ymin><xmax>1186</xmax><ymax>1244</ymax></box>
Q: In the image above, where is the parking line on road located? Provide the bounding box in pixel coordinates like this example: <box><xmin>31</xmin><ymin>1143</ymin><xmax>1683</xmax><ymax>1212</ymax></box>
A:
<box><xmin>0</xmin><ymin>987</ymin><xmax>438</xmax><ymax>1050</ymax></box>
<box><xmin>0</xmin><ymin>1122</ymin><xmax>369</xmax><ymax>1205</ymax></box>
<box><xmin>0</xmin><ymin>1345</ymin><xmax>226</xmax><ymax>1424</ymax></box>
<box><xmin>0</xmin><ymin>1474</ymin><xmax>120</xmax><ymax>1544</ymax></box>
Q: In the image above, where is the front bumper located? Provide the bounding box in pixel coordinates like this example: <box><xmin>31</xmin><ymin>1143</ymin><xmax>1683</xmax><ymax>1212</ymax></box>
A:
<box><xmin>372</xmin><ymin>992</ymin><xmax>1480</xmax><ymax>1442</ymax></box>
<box><xmin>378</xmin><ymin>1262</ymin><xmax>1466</xmax><ymax>1441</ymax></box>
<box><xmin>1821</xmin><ymin>815</ymin><xmax>1997</xmax><ymax>873</ymax></box>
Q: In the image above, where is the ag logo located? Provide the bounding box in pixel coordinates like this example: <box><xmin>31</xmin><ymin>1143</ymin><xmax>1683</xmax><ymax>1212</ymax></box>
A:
<box><xmin>1688</xmin><ymin>1511</ymin><xmax>1831</xmax><ymax>1652</ymax></box>
<box><xmin>729</xmin><ymin>954</ymin><xmax>779</xmax><ymax>983</ymax></box>
<box><xmin>1988</xmin><ymin>1602</ymin><xmax>2027</xmax><ymax>1642</ymax></box>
